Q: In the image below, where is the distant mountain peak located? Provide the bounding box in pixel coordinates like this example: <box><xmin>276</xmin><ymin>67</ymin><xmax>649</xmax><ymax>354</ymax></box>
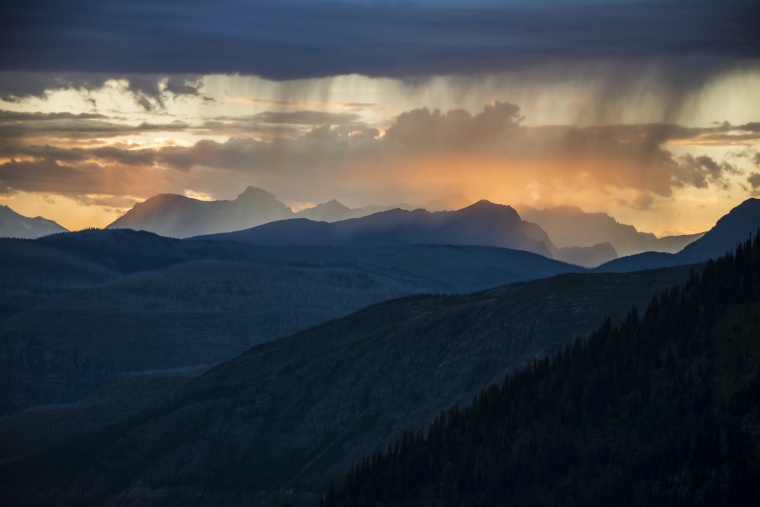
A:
<box><xmin>0</xmin><ymin>204</ymin><xmax>68</xmax><ymax>238</ymax></box>
<box><xmin>468</xmin><ymin>199</ymin><xmax>507</xmax><ymax>209</ymax></box>
<box><xmin>317</xmin><ymin>199</ymin><xmax>349</xmax><ymax>210</ymax></box>
<box><xmin>236</xmin><ymin>186</ymin><xmax>276</xmax><ymax>200</ymax></box>
<box><xmin>462</xmin><ymin>199</ymin><xmax>519</xmax><ymax>216</ymax></box>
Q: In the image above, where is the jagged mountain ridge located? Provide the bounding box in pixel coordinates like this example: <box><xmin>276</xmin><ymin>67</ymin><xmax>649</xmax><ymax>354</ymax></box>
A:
<box><xmin>0</xmin><ymin>204</ymin><xmax>68</xmax><ymax>239</ymax></box>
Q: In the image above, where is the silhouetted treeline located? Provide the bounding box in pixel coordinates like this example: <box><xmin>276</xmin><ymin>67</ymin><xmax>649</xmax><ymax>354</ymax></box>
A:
<box><xmin>318</xmin><ymin>231</ymin><xmax>760</xmax><ymax>507</ymax></box>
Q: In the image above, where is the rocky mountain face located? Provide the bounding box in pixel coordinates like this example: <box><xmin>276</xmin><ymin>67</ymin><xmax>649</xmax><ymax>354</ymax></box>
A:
<box><xmin>517</xmin><ymin>204</ymin><xmax>703</xmax><ymax>257</ymax></box>
<box><xmin>0</xmin><ymin>205</ymin><xmax>68</xmax><ymax>239</ymax></box>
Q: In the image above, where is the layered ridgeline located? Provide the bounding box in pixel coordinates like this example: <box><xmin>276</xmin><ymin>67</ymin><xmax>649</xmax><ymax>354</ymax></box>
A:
<box><xmin>0</xmin><ymin>228</ymin><xmax>581</xmax><ymax>414</ymax></box>
<box><xmin>0</xmin><ymin>204</ymin><xmax>67</xmax><ymax>239</ymax></box>
<box><xmin>197</xmin><ymin>199</ymin><xmax>613</xmax><ymax>267</ymax></box>
<box><xmin>317</xmin><ymin>233</ymin><xmax>760</xmax><ymax>507</ymax></box>
<box><xmin>0</xmin><ymin>263</ymin><xmax>697</xmax><ymax>505</ymax></box>
<box><xmin>106</xmin><ymin>187</ymin><xmax>471</xmax><ymax>239</ymax></box>
<box><xmin>517</xmin><ymin>204</ymin><xmax>703</xmax><ymax>257</ymax></box>
<box><xmin>197</xmin><ymin>200</ymin><xmax>556</xmax><ymax>258</ymax></box>
<box><xmin>2</xmin><ymin>207</ymin><xmax>757</xmax><ymax>505</ymax></box>
<box><xmin>598</xmin><ymin>198</ymin><xmax>760</xmax><ymax>272</ymax></box>
<box><xmin>107</xmin><ymin>185</ymin><xmax>743</xmax><ymax>268</ymax></box>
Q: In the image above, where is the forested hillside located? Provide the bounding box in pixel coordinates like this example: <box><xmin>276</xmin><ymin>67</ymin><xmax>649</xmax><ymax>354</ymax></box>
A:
<box><xmin>319</xmin><ymin>232</ymin><xmax>760</xmax><ymax>507</ymax></box>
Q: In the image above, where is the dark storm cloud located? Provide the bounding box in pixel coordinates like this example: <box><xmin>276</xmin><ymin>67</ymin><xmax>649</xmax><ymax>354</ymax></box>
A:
<box><xmin>0</xmin><ymin>1</ymin><xmax>757</xmax><ymax>83</ymax></box>
<box><xmin>0</xmin><ymin>71</ymin><xmax>206</xmax><ymax>110</ymax></box>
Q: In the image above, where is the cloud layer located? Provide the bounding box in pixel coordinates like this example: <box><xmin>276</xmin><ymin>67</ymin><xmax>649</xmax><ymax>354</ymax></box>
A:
<box><xmin>1</xmin><ymin>1</ymin><xmax>758</xmax><ymax>85</ymax></box>
<box><xmin>0</xmin><ymin>102</ymin><xmax>751</xmax><ymax>212</ymax></box>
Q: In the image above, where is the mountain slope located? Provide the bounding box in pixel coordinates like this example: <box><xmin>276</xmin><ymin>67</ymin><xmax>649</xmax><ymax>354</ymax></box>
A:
<box><xmin>0</xmin><ymin>205</ymin><xmax>68</xmax><ymax>239</ymax></box>
<box><xmin>598</xmin><ymin>198</ymin><xmax>760</xmax><ymax>272</ymax></box>
<box><xmin>0</xmin><ymin>264</ymin><xmax>697</xmax><ymax>506</ymax></box>
<box><xmin>517</xmin><ymin>204</ymin><xmax>703</xmax><ymax>257</ymax></box>
<box><xmin>320</xmin><ymin>233</ymin><xmax>760</xmax><ymax>507</ymax></box>
<box><xmin>198</xmin><ymin>200</ymin><xmax>559</xmax><ymax>259</ymax></box>
<box><xmin>679</xmin><ymin>197</ymin><xmax>760</xmax><ymax>261</ymax></box>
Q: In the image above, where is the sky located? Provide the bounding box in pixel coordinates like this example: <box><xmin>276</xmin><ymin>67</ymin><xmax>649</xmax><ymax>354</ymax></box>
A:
<box><xmin>1</xmin><ymin>0</ymin><xmax>759</xmax><ymax>236</ymax></box>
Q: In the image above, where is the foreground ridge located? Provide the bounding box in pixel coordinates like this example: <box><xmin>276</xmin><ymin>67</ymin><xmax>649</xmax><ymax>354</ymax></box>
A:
<box><xmin>319</xmin><ymin>231</ymin><xmax>760</xmax><ymax>507</ymax></box>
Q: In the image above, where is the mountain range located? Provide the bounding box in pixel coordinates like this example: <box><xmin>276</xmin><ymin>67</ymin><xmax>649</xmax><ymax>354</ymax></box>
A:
<box><xmin>516</xmin><ymin>204</ymin><xmax>704</xmax><ymax>257</ymax></box>
<box><xmin>1</xmin><ymin>197</ymin><xmax>754</xmax><ymax>415</ymax></box>
<box><xmin>0</xmin><ymin>198</ymin><xmax>758</xmax><ymax>505</ymax></box>
<box><xmin>106</xmin><ymin>187</ymin><xmax>473</xmax><ymax>239</ymax></box>
<box><xmin>197</xmin><ymin>200</ymin><xmax>558</xmax><ymax>259</ymax></box>
<box><xmin>0</xmin><ymin>204</ymin><xmax>68</xmax><ymax>239</ymax></box>
<box><xmin>103</xmin><ymin>187</ymin><xmax>704</xmax><ymax>267</ymax></box>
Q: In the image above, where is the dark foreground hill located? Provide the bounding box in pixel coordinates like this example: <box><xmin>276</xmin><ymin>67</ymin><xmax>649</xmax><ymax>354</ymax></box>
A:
<box><xmin>319</xmin><ymin>234</ymin><xmax>760</xmax><ymax>507</ymax></box>
<box><xmin>598</xmin><ymin>198</ymin><xmax>760</xmax><ymax>272</ymax></box>
<box><xmin>0</xmin><ymin>263</ymin><xmax>697</xmax><ymax>506</ymax></box>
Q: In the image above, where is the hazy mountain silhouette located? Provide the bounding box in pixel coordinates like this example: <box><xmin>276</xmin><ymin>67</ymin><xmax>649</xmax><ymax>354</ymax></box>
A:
<box><xmin>557</xmin><ymin>241</ymin><xmax>617</xmax><ymax>268</ymax></box>
<box><xmin>106</xmin><ymin>186</ymin><xmax>293</xmax><ymax>238</ymax></box>
<box><xmin>598</xmin><ymin>198</ymin><xmax>760</xmax><ymax>272</ymax></box>
<box><xmin>294</xmin><ymin>200</ymin><xmax>410</xmax><ymax>221</ymax></box>
<box><xmin>0</xmin><ymin>205</ymin><xmax>68</xmax><ymax>239</ymax></box>
<box><xmin>199</xmin><ymin>200</ymin><xmax>559</xmax><ymax>259</ymax></box>
<box><xmin>517</xmin><ymin>204</ymin><xmax>703</xmax><ymax>257</ymax></box>
<box><xmin>108</xmin><ymin>187</ymin><xmax>473</xmax><ymax>239</ymax></box>
<box><xmin>293</xmin><ymin>195</ymin><xmax>470</xmax><ymax>222</ymax></box>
